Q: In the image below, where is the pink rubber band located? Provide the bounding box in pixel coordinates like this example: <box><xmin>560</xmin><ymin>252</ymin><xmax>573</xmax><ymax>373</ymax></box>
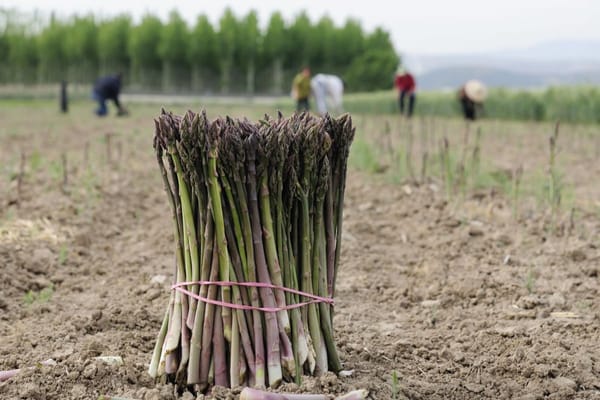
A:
<box><xmin>172</xmin><ymin>281</ymin><xmax>334</xmax><ymax>312</ymax></box>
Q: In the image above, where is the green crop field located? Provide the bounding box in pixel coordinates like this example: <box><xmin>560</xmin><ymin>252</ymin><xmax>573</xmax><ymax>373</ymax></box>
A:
<box><xmin>343</xmin><ymin>86</ymin><xmax>600</xmax><ymax>124</ymax></box>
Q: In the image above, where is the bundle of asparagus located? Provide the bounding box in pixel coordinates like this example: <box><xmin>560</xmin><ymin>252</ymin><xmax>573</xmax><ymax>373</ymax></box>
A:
<box><xmin>149</xmin><ymin>109</ymin><xmax>354</xmax><ymax>392</ymax></box>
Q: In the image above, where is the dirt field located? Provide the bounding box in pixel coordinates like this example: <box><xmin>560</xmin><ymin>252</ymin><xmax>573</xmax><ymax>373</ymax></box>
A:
<box><xmin>1</xmin><ymin>101</ymin><xmax>599</xmax><ymax>400</ymax></box>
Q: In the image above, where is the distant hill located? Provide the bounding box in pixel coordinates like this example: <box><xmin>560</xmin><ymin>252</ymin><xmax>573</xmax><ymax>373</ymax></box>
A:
<box><xmin>416</xmin><ymin>66</ymin><xmax>600</xmax><ymax>91</ymax></box>
<box><xmin>403</xmin><ymin>40</ymin><xmax>600</xmax><ymax>90</ymax></box>
<box><xmin>416</xmin><ymin>66</ymin><xmax>542</xmax><ymax>90</ymax></box>
<box><xmin>500</xmin><ymin>40</ymin><xmax>600</xmax><ymax>63</ymax></box>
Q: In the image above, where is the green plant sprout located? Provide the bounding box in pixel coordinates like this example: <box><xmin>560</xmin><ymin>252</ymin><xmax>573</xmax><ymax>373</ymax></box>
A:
<box><xmin>23</xmin><ymin>285</ymin><xmax>54</xmax><ymax>306</ymax></box>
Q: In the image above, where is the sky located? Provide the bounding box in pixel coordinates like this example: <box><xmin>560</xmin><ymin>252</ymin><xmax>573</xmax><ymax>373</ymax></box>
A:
<box><xmin>3</xmin><ymin>0</ymin><xmax>600</xmax><ymax>55</ymax></box>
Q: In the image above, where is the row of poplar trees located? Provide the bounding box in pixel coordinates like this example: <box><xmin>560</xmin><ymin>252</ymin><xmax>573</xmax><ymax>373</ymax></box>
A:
<box><xmin>0</xmin><ymin>8</ymin><xmax>400</xmax><ymax>94</ymax></box>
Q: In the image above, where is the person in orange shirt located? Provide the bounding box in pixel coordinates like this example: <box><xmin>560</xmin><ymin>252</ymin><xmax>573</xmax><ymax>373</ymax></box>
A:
<box><xmin>394</xmin><ymin>67</ymin><xmax>416</xmax><ymax>117</ymax></box>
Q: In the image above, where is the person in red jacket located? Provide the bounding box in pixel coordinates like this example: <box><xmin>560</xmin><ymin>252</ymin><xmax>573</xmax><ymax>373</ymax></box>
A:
<box><xmin>394</xmin><ymin>67</ymin><xmax>416</xmax><ymax>117</ymax></box>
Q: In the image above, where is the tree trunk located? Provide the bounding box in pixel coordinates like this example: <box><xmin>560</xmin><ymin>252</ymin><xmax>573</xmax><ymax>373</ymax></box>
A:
<box><xmin>129</xmin><ymin>64</ymin><xmax>137</xmax><ymax>89</ymax></box>
<box><xmin>246</xmin><ymin>60</ymin><xmax>255</xmax><ymax>96</ymax></box>
<box><xmin>162</xmin><ymin>61</ymin><xmax>171</xmax><ymax>92</ymax></box>
<box><xmin>221</xmin><ymin>59</ymin><xmax>231</xmax><ymax>94</ymax></box>
<box><xmin>272</xmin><ymin>58</ymin><xmax>283</xmax><ymax>94</ymax></box>
<box><xmin>192</xmin><ymin>66</ymin><xmax>203</xmax><ymax>93</ymax></box>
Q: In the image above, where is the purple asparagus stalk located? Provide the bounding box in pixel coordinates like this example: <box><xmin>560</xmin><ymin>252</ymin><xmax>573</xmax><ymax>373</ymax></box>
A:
<box><xmin>246</xmin><ymin>129</ymin><xmax>282</xmax><ymax>387</ymax></box>
<box><xmin>187</xmin><ymin>216</ymin><xmax>214</xmax><ymax>384</ymax></box>
<box><xmin>213</xmin><ymin>304</ymin><xmax>229</xmax><ymax>388</ymax></box>
<box><xmin>198</xmin><ymin>240</ymin><xmax>220</xmax><ymax>390</ymax></box>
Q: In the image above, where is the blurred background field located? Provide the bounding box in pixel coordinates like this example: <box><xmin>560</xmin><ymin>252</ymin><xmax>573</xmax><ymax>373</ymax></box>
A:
<box><xmin>2</xmin><ymin>97</ymin><xmax>599</xmax><ymax>219</ymax></box>
<box><xmin>2</xmin><ymin>86</ymin><xmax>600</xmax><ymax>124</ymax></box>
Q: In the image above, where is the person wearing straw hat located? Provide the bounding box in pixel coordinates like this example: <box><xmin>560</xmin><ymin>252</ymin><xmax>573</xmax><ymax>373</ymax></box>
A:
<box><xmin>459</xmin><ymin>80</ymin><xmax>487</xmax><ymax>120</ymax></box>
<box><xmin>394</xmin><ymin>66</ymin><xmax>416</xmax><ymax>117</ymax></box>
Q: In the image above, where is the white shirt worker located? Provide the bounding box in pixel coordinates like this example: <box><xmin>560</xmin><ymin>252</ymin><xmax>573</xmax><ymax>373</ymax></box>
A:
<box><xmin>310</xmin><ymin>74</ymin><xmax>344</xmax><ymax>115</ymax></box>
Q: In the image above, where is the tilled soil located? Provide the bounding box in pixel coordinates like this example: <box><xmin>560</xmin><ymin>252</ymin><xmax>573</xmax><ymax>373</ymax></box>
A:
<box><xmin>1</xmin><ymin>104</ymin><xmax>599</xmax><ymax>400</ymax></box>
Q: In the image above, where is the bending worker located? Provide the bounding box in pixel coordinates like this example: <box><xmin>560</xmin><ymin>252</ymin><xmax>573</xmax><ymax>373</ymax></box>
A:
<box><xmin>311</xmin><ymin>73</ymin><xmax>344</xmax><ymax>115</ymax></box>
<box><xmin>394</xmin><ymin>67</ymin><xmax>416</xmax><ymax>117</ymax></box>
<box><xmin>92</xmin><ymin>73</ymin><xmax>128</xmax><ymax>117</ymax></box>
<box><xmin>458</xmin><ymin>80</ymin><xmax>487</xmax><ymax>121</ymax></box>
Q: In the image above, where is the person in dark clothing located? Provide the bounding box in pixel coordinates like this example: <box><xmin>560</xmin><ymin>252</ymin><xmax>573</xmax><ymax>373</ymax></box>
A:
<box><xmin>459</xmin><ymin>88</ymin><xmax>477</xmax><ymax>120</ymax></box>
<box><xmin>92</xmin><ymin>73</ymin><xmax>127</xmax><ymax>116</ymax></box>
<box><xmin>458</xmin><ymin>80</ymin><xmax>487</xmax><ymax>121</ymax></box>
<box><xmin>394</xmin><ymin>67</ymin><xmax>416</xmax><ymax>117</ymax></box>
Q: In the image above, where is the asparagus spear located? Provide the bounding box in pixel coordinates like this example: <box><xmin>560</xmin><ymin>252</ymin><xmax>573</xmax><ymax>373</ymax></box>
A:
<box><xmin>198</xmin><ymin>240</ymin><xmax>220</xmax><ymax>391</ymax></box>
<box><xmin>240</xmin><ymin>388</ymin><xmax>368</xmax><ymax>400</ymax></box>
<box><xmin>187</xmin><ymin>216</ymin><xmax>215</xmax><ymax>384</ymax></box>
<box><xmin>207</xmin><ymin>120</ymin><xmax>233</xmax><ymax>343</ymax></box>
<box><xmin>225</xmin><ymin>120</ymin><xmax>266</xmax><ymax>388</ymax></box>
<box><xmin>213</xmin><ymin>303</ymin><xmax>228</xmax><ymax>387</ymax></box>
<box><xmin>246</xmin><ymin>128</ymin><xmax>283</xmax><ymax>387</ymax></box>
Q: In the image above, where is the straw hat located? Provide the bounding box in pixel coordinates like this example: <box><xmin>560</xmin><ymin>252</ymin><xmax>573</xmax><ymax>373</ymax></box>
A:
<box><xmin>396</xmin><ymin>66</ymin><xmax>406</xmax><ymax>75</ymax></box>
<box><xmin>464</xmin><ymin>80</ymin><xmax>487</xmax><ymax>103</ymax></box>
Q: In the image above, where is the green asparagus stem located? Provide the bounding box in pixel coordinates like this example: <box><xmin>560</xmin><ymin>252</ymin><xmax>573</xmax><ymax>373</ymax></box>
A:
<box><xmin>259</xmin><ymin>173</ymin><xmax>291</xmax><ymax>331</ymax></box>
<box><xmin>324</xmin><ymin>180</ymin><xmax>335</xmax><ymax>298</ymax></box>
<box><xmin>199</xmin><ymin>240</ymin><xmax>220</xmax><ymax>391</ymax></box>
<box><xmin>232</xmin><ymin>175</ymin><xmax>266</xmax><ymax>388</ymax></box>
<box><xmin>220</xmin><ymin>124</ymin><xmax>266</xmax><ymax>387</ymax></box>
<box><xmin>187</xmin><ymin>215</ymin><xmax>214</xmax><ymax>384</ymax></box>
<box><xmin>224</xmin><ymin>212</ymin><xmax>258</xmax><ymax>383</ymax></box>
<box><xmin>177</xmin><ymin>292</ymin><xmax>191</xmax><ymax>381</ymax></box>
<box><xmin>221</xmin><ymin>174</ymin><xmax>248</xmax><ymax>281</ymax></box>
<box><xmin>257</xmin><ymin>172</ymin><xmax>295</xmax><ymax>378</ymax></box>
<box><xmin>207</xmin><ymin>129</ymin><xmax>233</xmax><ymax>342</ymax></box>
<box><xmin>223</xmin><ymin>204</ymin><xmax>254</xmax><ymax>334</ymax></box>
<box><xmin>148</xmin><ymin>307</ymin><xmax>170</xmax><ymax>378</ymax></box>
<box><xmin>164</xmin><ymin>276</ymin><xmax>182</xmax><ymax>374</ymax></box>
<box><xmin>313</xmin><ymin>158</ymin><xmax>341</xmax><ymax>372</ymax></box>
<box><xmin>331</xmin><ymin>115</ymin><xmax>354</xmax><ymax>298</ymax></box>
